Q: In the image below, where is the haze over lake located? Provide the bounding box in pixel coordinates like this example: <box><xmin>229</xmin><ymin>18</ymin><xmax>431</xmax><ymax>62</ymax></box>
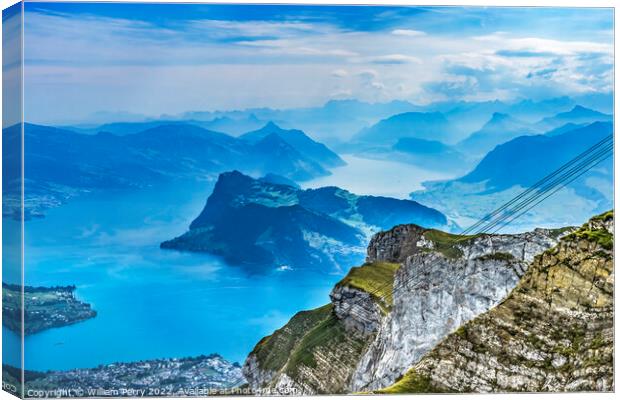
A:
<box><xmin>302</xmin><ymin>155</ymin><xmax>455</xmax><ymax>199</ymax></box>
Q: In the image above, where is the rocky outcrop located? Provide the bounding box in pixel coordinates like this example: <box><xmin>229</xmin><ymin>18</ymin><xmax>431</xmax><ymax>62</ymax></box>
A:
<box><xmin>379</xmin><ymin>211</ymin><xmax>613</xmax><ymax>393</ymax></box>
<box><xmin>350</xmin><ymin>227</ymin><xmax>567</xmax><ymax>391</ymax></box>
<box><xmin>243</xmin><ymin>222</ymin><xmax>569</xmax><ymax>394</ymax></box>
<box><xmin>365</xmin><ymin>224</ymin><xmax>427</xmax><ymax>264</ymax></box>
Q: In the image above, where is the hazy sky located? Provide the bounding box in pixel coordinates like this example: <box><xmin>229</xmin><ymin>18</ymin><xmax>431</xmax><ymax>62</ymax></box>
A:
<box><xmin>22</xmin><ymin>3</ymin><xmax>613</xmax><ymax>124</ymax></box>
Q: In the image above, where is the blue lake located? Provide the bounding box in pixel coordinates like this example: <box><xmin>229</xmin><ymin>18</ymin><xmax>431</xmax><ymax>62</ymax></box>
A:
<box><xmin>3</xmin><ymin>157</ymin><xmax>448</xmax><ymax>372</ymax></box>
<box><xmin>4</xmin><ymin>178</ymin><xmax>351</xmax><ymax>371</ymax></box>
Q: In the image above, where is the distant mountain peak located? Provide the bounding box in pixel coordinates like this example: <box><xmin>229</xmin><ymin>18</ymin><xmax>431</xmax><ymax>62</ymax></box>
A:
<box><xmin>555</xmin><ymin>105</ymin><xmax>608</xmax><ymax>119</ymax></box>
<box><xmin>163</xmin><ymin>170</ymin><xmax>447</xmax><ymax>271</ymax></box>
<box><xmin>571</xmin><ymin>105</ymin><xmax>590</xmax><ymax>112</ymax></box>
<box><xmin>354</xmin><ymin>110</ymin><xmax>451</xmax><ymax>144</ymax></box>
<box><xmin>537</xmin><ymin>105</ymin><xmax>611</xmax><ymax>129</ymax></box>
<box><xmin>220</xmin><ymin>169</ymin><xmax>247</xmax><ymax>180</ymax></box>
<box><xmin>490</xmin><ymin>112</ymin><xmax>510</xmax><ymax>121</ymax></box>
<box><xmin>566</xmin><ymin>105</ymin><xmax>604</xmax><ymax>116</ymax></box>
<box><xmin>240</xmin><ymin>122</ymin><xmax>345</xmax><ymax>169</ymax></box>
<box><xmin>262</xmin><ymin>121</ymin><xmax>282</xmax><ymax>131</ymax></box>
<box><xmin>477</xmin><ymin>113</ymin><xmax>531</xmax><ymax>133</ymax></box>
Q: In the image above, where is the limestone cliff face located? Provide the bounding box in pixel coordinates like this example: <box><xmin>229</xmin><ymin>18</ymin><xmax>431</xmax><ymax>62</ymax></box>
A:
<box><xmin>243</xmin><ymin>223</ymin><xmax>567</xmax><ymax>394</ymax></box>
<box><xmin>379</xmin><ymin>211</ymin><xmax>613</xmax><ymax>393</ymax></box>
<box><xmin>351</xmin><ymin>227</ymin><xmax>565</xmax><ymax>391</ymax></box>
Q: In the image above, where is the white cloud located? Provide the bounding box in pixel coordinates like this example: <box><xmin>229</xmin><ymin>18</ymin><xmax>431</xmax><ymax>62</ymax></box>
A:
<box><xmin>357</xmin><ymin>69</ymin><xmax>378</xmax><ymax>81</ymax></box>
<box><xmin>187</xmin><ymin>19</ymin><xmax>332</xmax><ymax>39</ymax></box>
<box><xmin>366</xmin><ymin>54</ymin><xmax>422</xmax><ymax>65</ymax></box>
<box><xmin>330</xmin><ymin>89</ymin><xmax>353</xmax><ymax>99</ymax></box>
<box><xmin>392</xmin><ymin>29</ymin><xmax>426</xmax><ymax>37</ymax></box>
<box><xmin>22</xmin><ymin>9</ymin><xmax>613</xmax><ymax>123</ymax></box>
<box><xmin>370</xmin><ymin>81</ymin><xmax>386</xmax><ymax>90</ymax></box>
<box><xmin>473</xmin><ymin>32</ymin><xmax>613</xmax><ymax>56</ymax></box>
<box><xmin>331</xmin><ymin>69</ymin><xmax>348</xmax><ymax>78</ymax></box>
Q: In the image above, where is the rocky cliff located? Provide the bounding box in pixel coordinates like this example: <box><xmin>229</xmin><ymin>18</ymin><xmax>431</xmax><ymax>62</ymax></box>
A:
<box><xmin>242</xmin><ymin>261</ymin><xmax>400</xmax><ymax>394</ymax></box>
<box><xmin>352</xmin><ymin>225</ymin><xmax>568</xmax><ymax>391</ymax></box>
<box><xmin>242</xmin><ymin>221</ymin><xmax>571</xmax><ymax>394</ymax></box>
<box><xmin>378</xmin><ymin>211</ymin><xmax>613</xmax><ymax>393</ymax></box>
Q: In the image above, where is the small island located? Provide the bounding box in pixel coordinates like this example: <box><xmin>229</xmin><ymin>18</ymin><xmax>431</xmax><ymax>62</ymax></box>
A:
<box><xmin>2</xmin><ymin>283</ymin><xmax>97</xmax><ymax>334</ymax></box>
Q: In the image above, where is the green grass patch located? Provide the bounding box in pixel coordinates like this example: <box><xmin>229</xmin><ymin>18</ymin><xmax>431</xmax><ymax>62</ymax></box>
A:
<box><xmin>591</xmin><ymin>210</ymin><xmax>614</xmax><ymax>223</ymax></box>
<box><xmin>590</xmin><ymin>332</ymin><xmax>606</xmax><ymax>350</ymax></box>
<box><xmin>547</xmin><ymin>226</ymin><xmax>575</xmax><ymax>239</ymax></box>
<box><xmin>564</xmin><ymin>210</ymin><xmax>613</xmax><ymax>250</ymax></box>
<box><xmin>284</xmin><ymin>313</ymin><xmax>364</xmax><ymax>380</ymax></box>
<box><xmin>336</xmin><ymin>262</ymin><xmax>400</xmax><ymax>312</ymax></box>
<box><xmin>251</xmin><ymin>304</ymin><xmax>332</xmax><ymax>373</ymax></box>
<box><xmin>376</xmin><ymin>369</ymin><xmax>446</xmax><ymax>394</ymax></box>
<box><xmin>423</xmin><ymin>230</ymin><xmax>480</xmax><ymax>259</ymax></box>
<box><xmin>454</xmin><ymin>324</ymin><xmax>468</xmax><ymax>338</ymax></box>
<box><xmin>570</xmin><ymin>229</ymin><xmax>613</xmax><ymax>250</ymax></box>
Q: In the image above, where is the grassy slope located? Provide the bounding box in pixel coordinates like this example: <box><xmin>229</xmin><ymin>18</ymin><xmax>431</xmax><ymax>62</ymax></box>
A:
<box><xmin>251</xmin><ymin>304</ymin><xmax>333</xmax><ymax>374</ymax></box>
<box><xmin>335</xmin><ymin>261</ymin><xmax>400</xmax><ymax>312</ymax></box>
<box><xmin>248</xmin><ymin>261</ymin><xmax>402</xmax><ymax>392</ymax></box>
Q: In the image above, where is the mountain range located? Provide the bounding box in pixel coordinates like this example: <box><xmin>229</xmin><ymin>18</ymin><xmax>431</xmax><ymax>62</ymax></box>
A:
<box><xmin>345</xmin><ymin>99</ymin><xmax>611</xmax><ymax>152</ymax></box>
<box><xmin>239</xmin><ymin>122</ymin><xmax>345</xmax><ymax>169</ymax></box>
<box><xmin>161</xmin><ymin>171</ymin><xmax>447</xmax><ymax>272</ymax></box>
<box><xmin>413</xmin><ymin>121</ymin><xmax>613</xmax><ymax>231</ymax></box>
<box><xmin>458</xmin><ymin>112</ymin><xmax>536</xmax><ymax>157</ymax></box>
<box><xmin>68</xmin><ymin>114</ymin><xmax>269</xmax><ymax>137</ymax></box>
<box><xmin>5</xmin><ymin>122</ymin><xmax>342</xmax><ymax>219</ymax></box>
<box><xmin>62</xmin><ymin>94</ymin><xmax>610</xmax><ymax>146</ymax></box>
<box><xmin>353</xmin><ymin>111</ymin><xmax>452</xmax><ymax>146</ymax></box>
<box><xmin>342</xmin><ymin>101</ymin><xmax>611</xmax><ymax>174</ymax></box>
<box><xmin>537</xmin><ymin>105</ymin><xmax>612</xmax><ymax>130</ymax></box>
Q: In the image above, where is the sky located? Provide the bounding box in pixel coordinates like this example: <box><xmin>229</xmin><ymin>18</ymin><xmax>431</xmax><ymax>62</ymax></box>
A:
<box><xmin>19</xmin><ymin>2</ymin><xmax>614</xmax><ymax>124</ymax></box>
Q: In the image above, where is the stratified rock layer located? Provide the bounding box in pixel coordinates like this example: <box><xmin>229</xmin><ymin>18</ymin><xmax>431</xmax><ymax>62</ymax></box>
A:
<box><xmin>380</xmin><ymin>211</ymin><xmax>613</xmax><ymax>393</ymax></box>
<box><xmin>352</xmin><ymin>227</ymin><xmax>565</xmax><ymax>391</ymax></box>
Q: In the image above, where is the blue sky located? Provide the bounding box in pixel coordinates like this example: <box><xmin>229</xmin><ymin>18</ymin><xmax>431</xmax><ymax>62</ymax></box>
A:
<box><xmin>21</xmin><ymin>2</ymin><xmax>613</xmax><ymax>124</ymax></box>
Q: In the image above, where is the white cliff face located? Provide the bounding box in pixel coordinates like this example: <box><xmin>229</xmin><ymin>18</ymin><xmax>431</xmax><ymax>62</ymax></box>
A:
<box><xmin>350</xmin><ymin>228</ymin><xmax>566</xmax><ymax>391</ymax></box>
